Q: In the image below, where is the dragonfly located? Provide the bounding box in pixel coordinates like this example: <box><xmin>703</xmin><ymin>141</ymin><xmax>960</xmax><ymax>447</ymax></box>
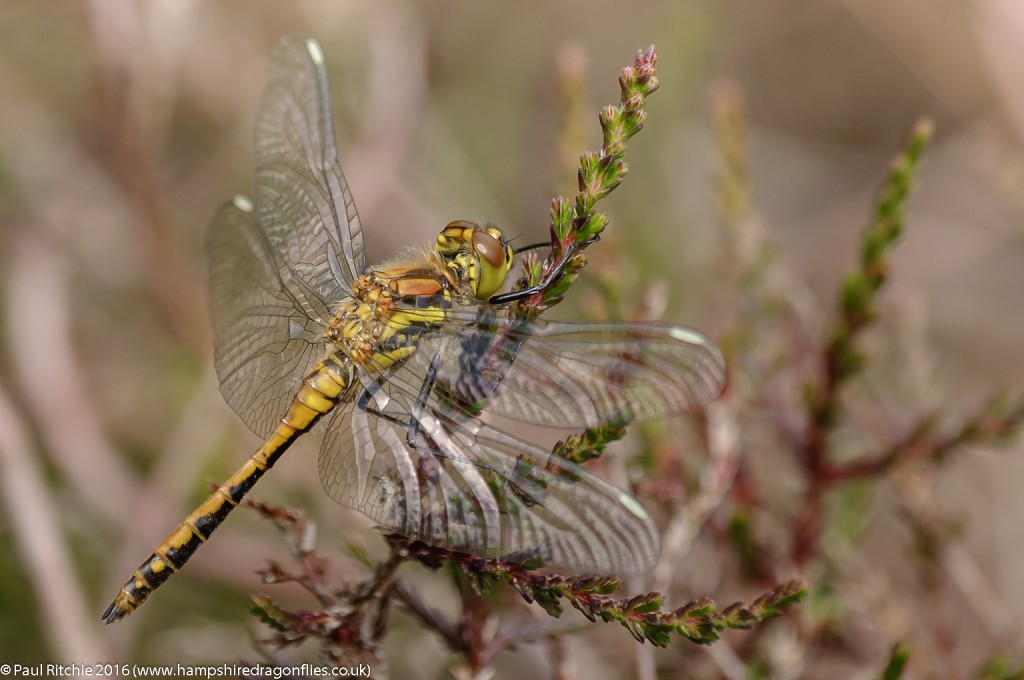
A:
<box><xmin>102</xmin><ymin>35</ymin><xmax>726</xmax><ymax>624</ymax></box>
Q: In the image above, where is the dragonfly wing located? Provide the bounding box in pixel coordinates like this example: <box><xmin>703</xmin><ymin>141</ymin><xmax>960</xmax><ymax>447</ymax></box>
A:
<box><xmin>206</xmin><ymin>198</ymin><xmax>330</xmax><ymax>437</ymax></box>
<box><xmin>317</xmin><ymin>364</ymin><xmax>659</xmax><ymax>576</ymax></box>
<box><xmin>254</xmin><ymin>35</ymin><xmax>365</xmax><ymax>299</ymax></box>
<box><xmin>383</xmin><ymin>312</ymin><xmax>726</xmax><ymax>429</ymax></box>
<box><xmin>483</xmin><ymin>320</ymin><xmax>726</xmax><ymax>426</ymax></box>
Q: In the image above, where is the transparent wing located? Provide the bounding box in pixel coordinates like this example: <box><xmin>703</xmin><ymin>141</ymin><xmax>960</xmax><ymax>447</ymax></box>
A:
<box><xmin>381</xmin><ymin>308</ymin><xmax>726</xmax><ymax>429</ymax></box>
<box><xmin>254</xmin><ymin>34</ymin><xmax>365</xmax><ymax>299</ymax></box>
<box><xmin>317</xmin><ymin>364</ymin><xmax>659</xmax><ymax>576</ymax></box>
<box><xmin>205</xmin><ymin>197</ymin><xmax>330</xmax><ymax>437</ymax></box>
<box><xmin>207</xmin><ymin>34</ymin><xmax>367</xmax><ymax>437</ymax></box>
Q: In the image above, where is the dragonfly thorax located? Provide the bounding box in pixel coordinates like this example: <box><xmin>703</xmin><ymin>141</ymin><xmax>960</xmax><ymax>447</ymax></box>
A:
<box><xmin>322</xmin><ymin>221</ymin><xmax>513</xmax><ymax>370</ymax></box>
<box><xmin>435</xmin><ymin>220</ymin><xmax>514</xmax><ymax>300</ymax></box>
<box><xmin>325</xmin><ymin>270</ymin><xmax>444</xmax><ymax>369</ymax></box>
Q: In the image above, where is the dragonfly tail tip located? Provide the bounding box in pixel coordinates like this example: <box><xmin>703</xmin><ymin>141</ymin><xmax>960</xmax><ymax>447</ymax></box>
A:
<box><xmin>101</xmin><ymin>600</ymin><xmax>127</xmax><ymax>625</ymax></box>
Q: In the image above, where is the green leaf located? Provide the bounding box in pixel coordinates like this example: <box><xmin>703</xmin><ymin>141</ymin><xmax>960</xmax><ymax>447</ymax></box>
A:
<box><xmin>249</xmin><ymin>595</ymin><xmax>292</xmax><ymax>632</ymax></box>
<box><xmin>878</xmin><ymin>643</ymin><xmax>910</xmax><ymax>680</ymax></box>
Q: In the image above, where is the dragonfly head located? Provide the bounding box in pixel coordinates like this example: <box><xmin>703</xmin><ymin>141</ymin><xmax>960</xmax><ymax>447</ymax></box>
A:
<box><xmin>436</xmin><ymin>220</ymin><xmax>514</xmax><ymax>300</ymax></box>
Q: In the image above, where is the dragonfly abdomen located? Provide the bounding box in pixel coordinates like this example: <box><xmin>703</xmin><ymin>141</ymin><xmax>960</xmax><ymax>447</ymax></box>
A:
<box><xmin>102</xmin><ymin>357</ymin><xmax>353</xmax><ymax>624</ymax></box>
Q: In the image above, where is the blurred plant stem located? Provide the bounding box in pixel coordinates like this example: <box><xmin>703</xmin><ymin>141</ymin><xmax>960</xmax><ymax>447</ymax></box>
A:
<box><xmin>793</xmin><ymin>119</ymin><xmax>934</xmax><ymax>566</ymax></box>
<box><xmin>710</xmin><ymin>92</ymin><xmax>1024</xmax><ymax>677</ymax></box>
<box><xmin>510</xmin><ymin>45</ymin><xmax>661</xmax><ymax>316</ymax></box>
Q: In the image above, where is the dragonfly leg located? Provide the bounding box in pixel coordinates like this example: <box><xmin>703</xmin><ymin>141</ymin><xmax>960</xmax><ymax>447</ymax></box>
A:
<box><xmin>353</xmin><ymin>358</ymin><xmax>436</xmax><ymax>450</ymax></box>
<box><xmin>406</xmin><ymin>352</ymin><xmax>442</xmax><ymax>446</ymax></box>
<box><xmin>356</xmin><ymin>389</ymin><xmax>413</xmax><ymax>431</ymax></box>
<box><xmin>487</xmin><ymin>235</ymin><xmax>599</xmax><ymax>305</ymax></box>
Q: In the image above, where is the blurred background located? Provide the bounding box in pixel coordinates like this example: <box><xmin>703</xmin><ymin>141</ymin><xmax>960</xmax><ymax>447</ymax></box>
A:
<box><xmin>0</xmin><ymin>0</ymin><xmax>1023</xmax><ymax>677</ymax></box>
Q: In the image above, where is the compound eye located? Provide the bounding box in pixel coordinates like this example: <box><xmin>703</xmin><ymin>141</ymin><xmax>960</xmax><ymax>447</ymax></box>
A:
<box><xmin>472</xmin><ymin>230</ymin><xmax>507</xmax><ymax>269</ymax></box>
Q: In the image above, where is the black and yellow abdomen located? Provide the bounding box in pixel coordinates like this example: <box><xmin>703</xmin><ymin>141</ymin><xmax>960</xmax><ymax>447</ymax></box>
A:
<box><xmin>101</xmin><ymin>358</ymin><xmax>353</xmax><ymax>624</ymax></box>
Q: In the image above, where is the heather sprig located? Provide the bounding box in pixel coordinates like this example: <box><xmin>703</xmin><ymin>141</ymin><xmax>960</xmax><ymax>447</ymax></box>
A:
<box><xmin>397</xmin><ymin>537</ymin><xmax>807</xmax><ymax>648</ymax></box>
<box><xmin>806</xmin><ymin>119</ymin><xmax>934</xmax><ymax>436</ymax></box>
<box><xmin>551</xmin><ymin>411</ymin><xmax>632</xmax><ymax>465</ymax></box>
<box><xmin>243</xmin><ymin>499</ymin><xmax>398</xmax><ymax>665</ymax></box>
<box><xmin>514</xmin><ymin>45</ymin><xmax>660</xmax><ymax>317</ymax></box>
<box><xmin>793</xmin><ymin>119</ymin><xmax>934</xmax><ymax>564</ymax></box>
